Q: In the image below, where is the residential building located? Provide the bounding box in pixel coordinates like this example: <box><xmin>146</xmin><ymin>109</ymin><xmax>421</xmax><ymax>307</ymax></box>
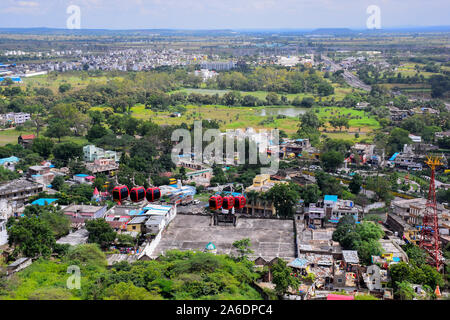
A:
<box><xmin>0</xmin><ymin>218</ymin><xmax>7</xmax><ymax>246</ymax></box>
<box><xmin>0</xmin><ymin>156</ymin><xmax>19</xmax><ymax>171</ymax></box>
<box><xmin>62</xmin><ymin>204</ymin><xmax>107</xmax><ymax>222</ymax></box>
<box><xmin>18</xmin><ymin>134</ymin><xmax>36</xmax><ymax>148</ymax></box>
<box><xmin>127</xmin><ymin>216</ymin><xmax>147</xmax><ymax>233</ymax></box>
<box><xmin>56</xmin><ymin>229</ymin><xmax>89</xmax><ymax>246</ymax></box>
<box><xmin>105</xmin><ymin>215</ymin><xmax>131</xmax><ymax>232</ymax></box>
<box><xmin>85</xmin><ymin>158</ymin><xmax>119</xmax><ymax>175</ymax></box>
<box><xmin>27</xmin><ymin>165</ymin><xmax>55</xmax><ymax>185</ymax></box>
<box><xmin>83</xmin><ymin>144</ymin><xmax>119</xmax><ymax>162</ymax></box>
<box><xmin>145</xmin><ymin>215</ymin><xmax>166</xmax><ymax>235</ymax></box>
<box><xmin>390</xmin><ymin>198</ymin><xmax>449</xmax><ymax>234</ymax></box>
<box><xmin>1</xmin><ymin>112</ymin><xmax>30</xmax><ymax>125</ymax></box>
<box><xmin>0</xmin><ymin>179</ymin><xmax>43</xmax><ymax>204</ymax></box>
<box><xmin>6</xmin><ymin>257</ymin><xmax>32</xmax><ymax>277</ymax></box>
<box><xmin>73</xmin><ymin>174</ymin><xmax>95</xmax><ymax>184</ymax></box>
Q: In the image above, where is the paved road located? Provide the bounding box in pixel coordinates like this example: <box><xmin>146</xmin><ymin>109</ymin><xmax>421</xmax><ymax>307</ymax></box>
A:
<box><xmin>322</xmin><ymin>55</ymin><xmax>372</xmax><ymax>92</ymax></box>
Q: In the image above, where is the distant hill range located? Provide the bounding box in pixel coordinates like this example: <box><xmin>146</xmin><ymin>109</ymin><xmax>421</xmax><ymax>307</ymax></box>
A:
<box><xmin>0</xmin><ymin>26</ymin><xmax>449</xmax><ymax>36</ymax></box>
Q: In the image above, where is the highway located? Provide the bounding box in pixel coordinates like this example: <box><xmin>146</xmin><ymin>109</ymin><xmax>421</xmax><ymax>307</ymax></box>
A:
<box><xmin>322</xmin><ymin>55</ymin><xmax>372</xmax><ymax>92</ymax></box>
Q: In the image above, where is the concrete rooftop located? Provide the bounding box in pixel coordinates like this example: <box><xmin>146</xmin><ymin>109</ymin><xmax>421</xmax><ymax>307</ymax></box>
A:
<box><xmin>152</xmin><ymin>215</ymin><xmax>296</xmax><ymax>261</ymax></box>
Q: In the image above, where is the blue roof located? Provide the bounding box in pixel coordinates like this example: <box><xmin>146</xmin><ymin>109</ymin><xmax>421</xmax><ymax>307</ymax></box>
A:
<box><xmin>75</xmin><ymin>174</ymin><xmax>89</xmax><ymax>177</ymax></box>
<box><xmin>288</xmin><ymin>258</ymin><xmax>309</xmax><ymax>268</ymax></box>
<box><xmin>0</xmin><ymin>156</ymin><xmax>19</xmax><ymax>165</ymax></box>
<box><xmin>324</xmin><ymin>195</ymin><xmax>338</xmax><ymax>202</ymax></box>
<box><xmin>31</xmin><ymin>198</ymin><xmax>58</xmax><ymax>206</ymax></box>
<box><xmin>389</xmin><ymin>152</ymin><xmax>399</xmax><ymax>161</ymax></box>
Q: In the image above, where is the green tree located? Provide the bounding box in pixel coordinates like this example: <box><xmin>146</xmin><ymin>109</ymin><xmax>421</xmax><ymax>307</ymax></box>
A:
<box><xmin>58</xmin><ymin>83</ymin><xmax>72</xmax><ymax>94</ymax></box>
<box><xmin>232</xmin><ymin>238</ymin><xmax>254</xmax><ymax>260</ymax></box>
<box><xmin>31</xmin><ymin>137</ymin><xmax>54</xmax><ymax>158</ymax></box>
<box><xmin>52</xmin><ymin>142</ymin><xmax>83</xmax><ymax>165</ymax></box>
<box><xmin>300</xmin><ymin>184</ymin><xmax>321</xmax><ymax>205</ymax></box>
<box><xmin>387</xmin><ymin>128</ymin><xmax>412</xmax><ymax>155</ymax></box>
<box><xmin>271</xmin><ymin>258</ymin><xmax>300</xmax><ymax>295</ymax></box>
<box><xmin>104</xmin><ymin>282</ymin><xmax>162</xmax><ymax>300</ymax></box>
<box><xmin>396</xmin><ymin>281</ymin><xmax>416</xmax><ymax>300</ymax></box>
<box><xmin>349</xmin><ymin>174</ymin><xmax>363</xmax><ymax>195</ymax></box>
<box><xmin>45</xmin><ymin>119</ymin><xmax>71</xmax><ymax>142</ymax></box>
<box><xmin>7</xmin><ymin>216</ymin><xmax>56</xmax><ymax>258</ymax></box>
<box><xmin>320</xmin><ymin>150</ymin><xmax>344</xmax><ymax>172</ymax></box>
<box><xmin>85</xmin><ymin>219</ymin><xmax>116</xmax><ymax>249</ymax></box>
<box><xmin>266</xmin><ymin>183</ymin><xmax>300</xmax><ymax>217</ymax></box>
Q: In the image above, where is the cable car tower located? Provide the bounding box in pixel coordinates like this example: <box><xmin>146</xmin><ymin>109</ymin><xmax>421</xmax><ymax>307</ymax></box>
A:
<box><xmin>419</xmin><ymin>155</ymin><xmax>444</xmax><ymax>271</ymax></box>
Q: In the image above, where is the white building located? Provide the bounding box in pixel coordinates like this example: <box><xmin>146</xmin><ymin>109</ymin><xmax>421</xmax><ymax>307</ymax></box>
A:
<box><xmin>0</xmin><ymin>219</ymin><xmax>7</xmax><ymax>246</ymax></box>
<box><xmin>83</xmin><ymin>145</ymin><xmax>119</xmax><ymax>162</ymax></box>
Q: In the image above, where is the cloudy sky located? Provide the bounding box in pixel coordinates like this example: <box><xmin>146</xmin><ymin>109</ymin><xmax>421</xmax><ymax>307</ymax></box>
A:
<box><xmin>0</xmin><ymin>0</ymin><xmax>448</xmax><ymax>30</ymax></box>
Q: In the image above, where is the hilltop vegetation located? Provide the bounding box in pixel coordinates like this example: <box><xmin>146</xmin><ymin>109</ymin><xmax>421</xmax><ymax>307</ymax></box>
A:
<box><xmin>0</xmin><ymin>246</ymin><xmax>263</xmax><ymax>300</ymax></box>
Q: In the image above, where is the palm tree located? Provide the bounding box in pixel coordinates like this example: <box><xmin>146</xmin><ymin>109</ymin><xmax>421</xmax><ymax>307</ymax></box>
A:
<box><xmin>246</xmin><ymin>190</ymin><xmax>259</xmax><ymax>216</ymax></box>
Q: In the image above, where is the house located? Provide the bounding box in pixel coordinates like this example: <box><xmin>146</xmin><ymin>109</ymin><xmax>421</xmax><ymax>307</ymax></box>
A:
<box><xmin>1</xmin><ymin>112</ymin><xmax>30</xmax><ymax>125</ymax></box>
<box><xmin>145</xmin><ymin>215</ymin><xmax>166</xmax><ymax>235</ymax></box>
<box><xmin>355</xmin><ymin>102</ymin><xmax>370</xmax><ymax>110</ymax></box>
<box><xmin>73</xmin><ymin>174</ymin><xmax>95</xmax><ymax>184</ymax></box>
<box><xmin>18</xmin><ymin>134</ymin><xmax>36</xmax><ymax>148</ymax></box>
<box><xmin>62</xmin><ymin>204</ymin><xmax>107</xmax><ymax>222</ymax></box>
<box><xmin>281</xmin><ymin>139</ymin><xmax>312</xmax><ymax>158</ymax></box>
<box><xmin>85</xmin><ymin>158</ymin><xmax>119</xmax><ymax>175</ymax></box>
<box><xmin>392</xmin><ymin>144</ymin><xmax>424</xmax><ymax>170</ymax></box>
<box><xmin>105</xmin><ymin>215</ymin><xmax>131</xmax><ymax>232</ymax></box>
<box><xmin>0</xmin><ymin>156</ymin><xmax>19</xmax><ymax>171</ymax></box>
<box><xmin>333</xmin><ymin>251</ymin><xmax>360</xmax><ymax>291</ymax></box>
<box><xmin>56</xmin><ymin>228</ymin><xmax>89</xmax><ymax>246</ymax></box>
<box><xmin>126</xmin><ymin>216</ymin><xmax>147</xmax><ymax>233</ymax></box>
<box><xmin>243</xmin><ymin>175</ymin><xmax>289</xmax><ymax>216</ymax></box>
<box><xmin>6</xmin><ymin>257</ymin><xmax>32</xmax><ymax>277</ymax></box>
<box><xmin>349</xmin><ymin>143</ymin><xmax>375</xmax><ymax>165</ymax></box>
<box><xmin>435</xmin><ymin>130</ymin><xmax>450</xmax><ymax>140</ymax></box>
<box><xmin>389</xmin><ymin>107</ymin><xmax>410</xmax><ymax>122</ymax></box>
<box><xmin>27</xmin><ymin>165</ymin><xmax>55</xmax><ymax>185</ymax></box>
<box><xmin>83</xmin><ymin>145</ymin><xmax>119</xmax><ymax>162</ymax></box>
<box><xmin>0</xmin><ymin>218</ymin><xmax>7</xmax><ymax>246</ymax></box>
<box><xmin>390</xmin><ymin>198</ymin><xmax>449</xmax><ymax>233</ymax></box>
<box><xmin>304</xmin><ymin>203</ymin><xmax>326</xmax><ymax>228</ymax></box>
<box><xmin>0</xmin><ymin>179</ymin><xmax>43</xmax><ymax>205</ymax></box>
<box><xmin>408</xmin><ymin>134</ymin><xmax>422</xmax><ymax>143</ymax></box>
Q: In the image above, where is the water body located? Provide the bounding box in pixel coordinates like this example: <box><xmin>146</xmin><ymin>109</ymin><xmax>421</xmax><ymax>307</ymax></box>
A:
<box><xmin>257</xmin><ymin>107</ymin><xmax>309</xmax><ymax>117</ymax></box>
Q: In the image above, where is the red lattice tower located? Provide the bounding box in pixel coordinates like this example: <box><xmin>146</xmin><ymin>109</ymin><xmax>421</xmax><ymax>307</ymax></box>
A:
<box><xmin>419</xmin><ymin>156</ymin><xmax>444</xmax><ymax>271</ymax></box>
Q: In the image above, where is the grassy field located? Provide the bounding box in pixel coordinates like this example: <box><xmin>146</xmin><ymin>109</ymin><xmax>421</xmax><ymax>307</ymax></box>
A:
<box><xmin>313</xmin><ymin>107</ymin><xmax>380</xmax><ymax>132</ymax></box>
<box><xmin>0</xmin><ymin>128</ymin><xmax>89</xmax><ymax>147</ymax></box>
<box><xmin>395</xmin><ymin>63</ymin><xmax>439</xmax><ymax>78</ymax></box>
<box><xmin>22</xmin><ymin>73</ymin><xmax>110</xmax><ymax>93</ymax></box>
<box><xmin>0</xmin><ymin>128</ymin><xmax>34</xmax><ymax>146</ymax></box>
<box><xmin>92</xmin><ymin>103</ymin><xmax>380</xmax><ymax>137</ymax></box>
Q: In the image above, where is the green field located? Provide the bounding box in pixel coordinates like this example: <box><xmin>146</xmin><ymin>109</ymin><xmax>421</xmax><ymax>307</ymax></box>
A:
<box><xmin>92</xmin><ymin>103</ymin><xmax>380</xmax><ymax>137</ymax></box>
<box><xmin>0</xmin><ymin>128</ymin><xmax>33</xmax><ymax>146</ymax></box>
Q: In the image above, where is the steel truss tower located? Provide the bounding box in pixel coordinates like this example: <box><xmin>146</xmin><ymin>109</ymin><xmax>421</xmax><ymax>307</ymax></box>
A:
<box><xmin>419</xmin><ymin>156</ymin><xmax>444</xmax><ymax>271</ymax></box>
